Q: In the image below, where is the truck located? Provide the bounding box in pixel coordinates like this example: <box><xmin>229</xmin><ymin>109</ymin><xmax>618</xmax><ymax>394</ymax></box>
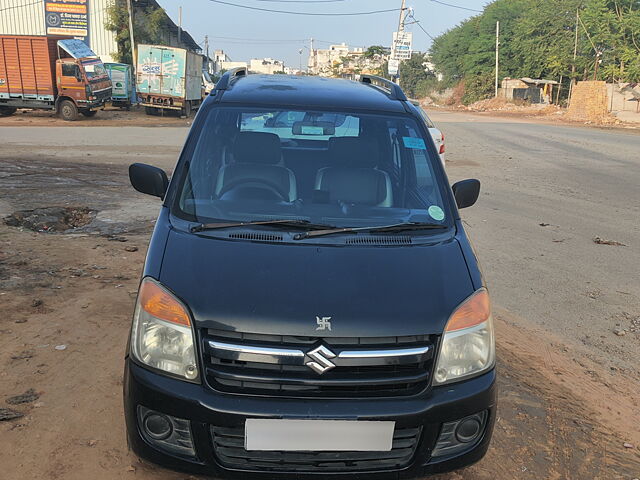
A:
<box><xmin>136</xmin><ymin>44</ymin><xmax>203</xmax><ymax>117</ymax></box>
<box><xmin>105</xmin><ymin>62</ymin><xmax>136</xmax><ymax>110</ymax></box>
<box><xmin>0</xmin><ymin>36</ymin><xmax>112</xmax><ymax>121</ymax></box>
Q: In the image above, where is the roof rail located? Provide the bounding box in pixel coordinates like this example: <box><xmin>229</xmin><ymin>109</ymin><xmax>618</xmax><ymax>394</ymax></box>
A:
<box><xmin>359</xmin><ymin>74</ymin><xmax>407</xmax><ymax>101</ymax></box>
<box><xmin>215</xmin><ymin>66</ymin><xmax>248</xmax><ymax>91</ymax></box>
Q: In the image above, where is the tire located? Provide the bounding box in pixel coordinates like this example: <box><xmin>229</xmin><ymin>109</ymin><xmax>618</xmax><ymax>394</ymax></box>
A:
<box><xmin>0</xmin><ymin>106</ymin><xmax>17</xmax><ymax>117</ymax></box>
<box><xmin>81</xmin><ymin>110</ymin><xmax>97</xmax><ymax>117</ymax></box>
<box><xmin>59</xmin><ymin>100</ymin><xmax>78</xmax><ymax>121</ymax></box>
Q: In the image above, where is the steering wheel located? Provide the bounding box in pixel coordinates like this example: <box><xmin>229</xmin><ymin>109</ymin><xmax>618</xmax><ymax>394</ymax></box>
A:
<box><xmin>218</xmin><ymin>177</ymin><xmax>290</xmax><ymax>202</ymax></box>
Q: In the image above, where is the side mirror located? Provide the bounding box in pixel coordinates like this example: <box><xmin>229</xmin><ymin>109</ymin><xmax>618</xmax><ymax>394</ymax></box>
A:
<box><xmin>129</xmin><ymin>163</ymin><xmax>169</xmax><ymax>198</ymax></box>
<box><xmin>452</xmin><ymin>179</ymin><xmax>480</xmax><ymax>209</ymax></box>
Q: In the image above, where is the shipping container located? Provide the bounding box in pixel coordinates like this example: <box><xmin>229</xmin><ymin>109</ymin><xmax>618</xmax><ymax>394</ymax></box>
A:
<box><xmin>0</xmin><ymin>35</ymin><xmax>112</xmax><ymax>120</ymax></box>
<box><xmin>136</xmin><ymin>44</ymin><xmax>203</xmax><ymax>116</ymax></box>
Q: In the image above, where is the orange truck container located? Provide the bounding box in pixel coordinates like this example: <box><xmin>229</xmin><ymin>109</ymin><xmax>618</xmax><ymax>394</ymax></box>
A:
<box><xmin>0</xmin><ymin>35</ymin><xmax>112</xmax><ymax>121</ymax></box>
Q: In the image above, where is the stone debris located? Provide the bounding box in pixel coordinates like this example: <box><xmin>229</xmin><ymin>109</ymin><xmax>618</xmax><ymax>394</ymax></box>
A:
<box><xmin>593</xmin><ymin>236</ymin><xmax>626</xmax><ymax>246</ymax></box>
<box><xmin>6</xmin><ymin>388</ymin><xmax>39</xmax><ymax>405</ymax></box>
<box><xmin>0</xmin><ymin>408</ymin><xmax>24</xmax><ymax>421</ymax></box>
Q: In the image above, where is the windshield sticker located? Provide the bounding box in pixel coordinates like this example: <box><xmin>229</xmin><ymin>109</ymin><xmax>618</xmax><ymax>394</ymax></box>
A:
<box><xmin>402</xmin><ymin>137</ymin><xmax>426</xmax><ymax>150</ymax></box>
<box><xmin>300</xmin><ymin>125</ymin><xmax>325</xmax><ymax>135</ymax></box>
<box><xmin>428</xmin><ymin>205</ymin><xmax>445</xmax><ymax>221</ymax></box>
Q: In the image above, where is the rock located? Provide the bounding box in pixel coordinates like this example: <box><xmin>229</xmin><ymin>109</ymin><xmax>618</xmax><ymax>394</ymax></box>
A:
<box><xmin>31</xmin><ymin>299</ymin><xmax>43</xmax><ymax>308</ymax></box>
<box><xmin>6</xmin><ymin>388</ymin><xmax>39</xmax><ymax>405</ymax></box>
<box><xmin>593</xmin><ymin>236</ymin><xmax>626</xmax><ymax>246</ymax></box>
<box><xmin>124</xmin><ymin>246</ymin><xmax>138</xmax><ymax>252</ymax></box>
<box><xmin>54</xmin><ymin>344</ymin><xmax>67</xmax><ymax>351</ymax></box>
<box><xmin>87</xmin><ymin>439</ymin><xmax>97</xmax><ymax>447</ymax></box>
<box><xmin>11</xmin><ymin>350</ymin><xmax>34</xmax><ymax>360</ymax></box>
<box><xmin>0</xmin><ymin>408</ymin><xmax>24</xmax><ymax>421</ymax></box>
<box><xmin>33</xmin><ymin>402</ymin><xmax>44</xmax><ymax>408</ymax></box>
<box><xmin>14</xmin><ymin>318</ymin><xmax>27</xmax><ymax>324</ymax></box>
<box><xmin>623</xmin><ymin>442</ymin><xmax>634</xmax><ymax>449</ymax></box>
<box><xmin>613</xmin><ymin>328</ymin><xmax>626</xmax><ymax>337</ymax></box>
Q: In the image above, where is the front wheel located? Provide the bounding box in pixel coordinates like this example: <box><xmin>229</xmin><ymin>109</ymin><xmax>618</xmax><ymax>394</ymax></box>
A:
<box><xmin>0</xmin><ymin>106</ymin><xmax>17</xmax><ymax>117</ymax></box>
<box><xmin>59</xmin><ymin>100</ymin><xmax>78</xmax><ymax>121</ymax></box>
<box><xmin>81</xmin><ymin>110</ymin><xmax>98</xmax><ymax>117</ymax></box>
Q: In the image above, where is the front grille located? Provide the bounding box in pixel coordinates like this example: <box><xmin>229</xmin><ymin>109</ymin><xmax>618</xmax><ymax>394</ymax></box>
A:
<box><xmin>211</xmin><ymin>424</ymin><xmax>422</xmax><ymax>472</ymax></box>
<box><xmin>202</xmin><ymin>329</ymin><xmax>435</xmax><ymax>397</ymax></box>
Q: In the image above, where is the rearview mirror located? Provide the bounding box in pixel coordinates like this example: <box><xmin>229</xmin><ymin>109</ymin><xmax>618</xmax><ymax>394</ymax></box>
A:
<box><xmin>452</xmin><ymin>179</ymin><xmax>480</xmax><ymax>209</ymax></box>
<box><xmin>129</xmin><ymin>163</ymin><xmax>169</xmax><ymax>198</ymax></box>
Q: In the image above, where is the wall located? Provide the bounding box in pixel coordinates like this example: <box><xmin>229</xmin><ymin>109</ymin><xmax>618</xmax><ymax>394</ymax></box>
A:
<box><xmin>0</xmin><ymin>0</ymin><xmax>117</xmax><ymax>62</ymax></box>
<box><xmin>567</xmin><ymin>81</ymin><xmax>609</xmax><ymax>122</ymax></box>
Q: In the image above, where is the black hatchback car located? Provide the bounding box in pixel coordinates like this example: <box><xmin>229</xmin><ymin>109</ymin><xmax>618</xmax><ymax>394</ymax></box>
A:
<box><xmin>124</xmin><ymin>70</ymin><xmax>496</xmax><ymax>479</ymax></box>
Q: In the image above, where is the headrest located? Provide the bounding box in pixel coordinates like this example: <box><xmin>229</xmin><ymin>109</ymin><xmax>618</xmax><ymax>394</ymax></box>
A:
<box><xmin>233</xmin><ymin>131</ymin><xmax>281</xmax><ymax>164</ymax></box>
<box><xmin>328</xmin><ymin>137</ymin><xmax>379</xmax><ymax>168</ymax></box>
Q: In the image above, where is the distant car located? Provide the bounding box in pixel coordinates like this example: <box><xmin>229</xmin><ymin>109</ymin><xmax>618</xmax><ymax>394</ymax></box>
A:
<box><xmin>410</xmin><ymin>101</ymin><xmax>445</xmax><ymax>167</ymax></box>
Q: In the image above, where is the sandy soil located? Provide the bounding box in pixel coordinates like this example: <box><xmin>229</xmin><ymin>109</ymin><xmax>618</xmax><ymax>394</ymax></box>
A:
<box><xmin>0</xmin><ymin>227</ymin><xmax>638</xmax><ymax>479</ymax></box>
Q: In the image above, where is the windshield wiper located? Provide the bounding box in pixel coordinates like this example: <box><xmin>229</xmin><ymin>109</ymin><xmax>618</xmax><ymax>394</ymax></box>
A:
<box><xmin>293</xmin><ymin>222</ymin><xmax>447</xmax><ymax>240</ymax></box>
<box><xmin>190</xmin><ymin>219</ymin><xmax>333</xmax><ymax>233</ymax></box>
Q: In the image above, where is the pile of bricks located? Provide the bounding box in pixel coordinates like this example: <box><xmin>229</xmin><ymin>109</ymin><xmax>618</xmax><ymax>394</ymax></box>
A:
<box><xmin>567</xmin><ymin>81</ymin><xmax>610</xmax><ymax>123</ymax></box>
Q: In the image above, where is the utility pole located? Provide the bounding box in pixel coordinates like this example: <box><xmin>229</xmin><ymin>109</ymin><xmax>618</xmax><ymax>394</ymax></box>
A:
<box><xmin>394</xmin><ymin>0</ymin><xmax>407</xmax><ymax>85</ymax></box>
<box><xmin>568</xmin><ymin>9</ymin><xmax>579</xmax><ymax>105</ymax></box>
<box><xmin>495</xmin><ymin>20</ymin><xmax>500</xmax><ymax>97</ymax></box>
<box><xmin>127</xmin><ymin>0</ymin><xmax>136</xmax><ymax>75</ymax></box>
<box><xmin>309</xmin><ymin>37</ymin><xmax>314</xmax><ymax>74</ymax></box>
<box><xmin>178</xmin><ymin>6</ymin><xmax>182</xmax><ymax>45</ymax></box>
<box><xmin>204</xmin><ymin>35</ymin><xmax>209</xmax><ymax>73</ymax></box>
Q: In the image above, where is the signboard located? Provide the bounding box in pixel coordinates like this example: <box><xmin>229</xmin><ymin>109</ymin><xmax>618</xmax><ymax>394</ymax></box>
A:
<box><xmin>391</xmin><ymin>31</ymin><xmax>413</xmax><ymax>60</ymax></box>
<box><xmin>44</xmin><ymin>0</ymin><xmax>90</xmax><ymax>46</ymax></box>
<box><xmin>388</xmin><ymin>59</ymin><xmax>400</xmax><ymax>76</ymax></box>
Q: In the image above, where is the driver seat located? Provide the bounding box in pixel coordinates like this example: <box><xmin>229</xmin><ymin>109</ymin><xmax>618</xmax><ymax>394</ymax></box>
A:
<box><xmin>215</xmin><ymin>132</ymin><xmax>297</xmax><ymax>202</ymax></box>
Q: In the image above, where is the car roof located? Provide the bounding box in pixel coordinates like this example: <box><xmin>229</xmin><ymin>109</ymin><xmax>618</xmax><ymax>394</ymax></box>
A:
<box><xmin>214</xmin><ymin>74</ymin><xmax>409</xmax><ymax>114</ymax></box>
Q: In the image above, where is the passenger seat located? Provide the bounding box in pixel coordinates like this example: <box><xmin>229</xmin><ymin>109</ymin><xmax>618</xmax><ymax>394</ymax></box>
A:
<box><xmin>215</xmin><ymin>132</ymin><xmax>297</xmax><ymax>202</ymax></box>
<box><xmin>315</xmin><ymin>137</ymin><xmax>392</xmax><ymax>207</ymax></box>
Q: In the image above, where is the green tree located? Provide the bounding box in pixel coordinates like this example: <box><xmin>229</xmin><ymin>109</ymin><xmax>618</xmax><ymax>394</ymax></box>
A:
<box><xmin>398</xmin><ymin>53</ymin><xmax>435</xmax><ymax>98</ymax></box>
<box><xmin>105</xmin><ymin>0</ymin><xmax>169</xmax><ymax>64</ymax></box>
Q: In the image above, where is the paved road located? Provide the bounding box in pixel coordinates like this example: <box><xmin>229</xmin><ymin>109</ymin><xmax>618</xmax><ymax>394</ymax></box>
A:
<box><xmin>431</xmin><ymin>111</ymin><xmax>640</xmax><ymax>375</ymax></box>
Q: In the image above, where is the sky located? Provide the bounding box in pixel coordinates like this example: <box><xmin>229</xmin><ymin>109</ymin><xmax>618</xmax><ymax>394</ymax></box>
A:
<box><xmin>155</xmin><ymin>0</ymin><xmax>487</xmax><ymax>68</ymax></box>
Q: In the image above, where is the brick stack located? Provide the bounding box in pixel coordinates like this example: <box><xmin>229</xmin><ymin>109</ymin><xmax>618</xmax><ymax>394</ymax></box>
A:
<box><xmin>567</xmin><ymin>81</ymin><xmax>610</xmax><ymax>123</ymax></box>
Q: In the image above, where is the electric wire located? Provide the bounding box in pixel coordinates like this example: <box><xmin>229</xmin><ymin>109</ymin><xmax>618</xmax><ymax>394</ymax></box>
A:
<box><xmin>208</xmin><ymin>0</ymin><xmax>400</xmax><ymax>16</ymax></box>
<box><xmin>429</xmin><ymin>0</ymin><xmax>482</xmax><ymax>13</ymax></box>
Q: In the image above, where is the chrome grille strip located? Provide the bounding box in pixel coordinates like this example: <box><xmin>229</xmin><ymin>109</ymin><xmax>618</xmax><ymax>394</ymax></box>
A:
<box><xmin>208</xmin><ymin>340</ymin><xmax>431</xmax><ymax>366</ymax></box>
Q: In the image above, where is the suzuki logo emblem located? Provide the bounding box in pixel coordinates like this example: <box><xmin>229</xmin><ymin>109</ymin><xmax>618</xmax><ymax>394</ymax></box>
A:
<box><xmin>316</xmin><ymin>316</ymin><xmax>332</xmax><ymax>331</ymax></box>
<box><xmin>305</xmin><ymin>345</ymin><xmax>337</xmax><ymax>374</ymax></box>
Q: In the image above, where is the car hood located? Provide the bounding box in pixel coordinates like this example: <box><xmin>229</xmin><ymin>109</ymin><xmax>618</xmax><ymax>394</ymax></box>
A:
<box><xmin>158</xmin><ymin>229</ymin><xmax>475</xmax><ymax>337</ymax></box>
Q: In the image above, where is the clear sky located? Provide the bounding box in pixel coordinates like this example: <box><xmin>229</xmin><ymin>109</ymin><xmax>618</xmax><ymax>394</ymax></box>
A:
<box><xmin>155</xmin><ymin>0</ymin><xmax>487</xmax><ymax>68</ymax></box>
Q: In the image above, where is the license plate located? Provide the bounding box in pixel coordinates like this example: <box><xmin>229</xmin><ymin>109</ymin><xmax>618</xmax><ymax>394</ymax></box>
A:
<box><xmin>245</xmin><ymin>419</ymin><xmax>395</xmax><ymax>451</ymax></box>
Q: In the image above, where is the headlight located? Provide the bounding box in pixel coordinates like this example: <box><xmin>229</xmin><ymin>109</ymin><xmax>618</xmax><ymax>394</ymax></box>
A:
<box><xmin>433</xmin><ymin>288</ymin><xmax>495</xmax><ymax>385</ymax></box>
<box><xmin>130</xmin><ymin>278</ymin><xmax>199</xmax><ymax>381</ymax></box>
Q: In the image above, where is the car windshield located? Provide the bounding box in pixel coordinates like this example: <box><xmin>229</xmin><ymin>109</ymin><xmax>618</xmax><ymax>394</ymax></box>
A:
<box><xmin>175</xmin><ymin>106</ymin><xmax>449</xmax><ymax>229</ymax></box>
<box><xmin>82</xmin><ymin>61</ymin><xmax>107</xmax><ymax>80</ymax></box>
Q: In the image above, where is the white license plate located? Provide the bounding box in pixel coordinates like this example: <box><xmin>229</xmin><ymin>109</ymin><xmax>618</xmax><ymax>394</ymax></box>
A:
<box><xmin>245</xmin><ymin>419</ymin><xmax>395</xmax><ymax>451</ymax></box>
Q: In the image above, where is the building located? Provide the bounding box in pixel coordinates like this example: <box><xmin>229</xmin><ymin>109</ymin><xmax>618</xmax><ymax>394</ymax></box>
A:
<box><xmin>249</xmin><ymin>58</ymin><xmax>285</xmax><ymax>75</ymax></box>
<box><xmin>308</xmin><ymin>43</ymin><xmax>388</xmax><ymax>77</ymax></box>
<box><xmin>0</xmin><ymin>0</ymin><xmax>200</xmax><ymax>64</ymax></box>
<box><xmin>501</xmin><ymin>77</ymin><xmax>559</xmax><ymax>104</ymax></box>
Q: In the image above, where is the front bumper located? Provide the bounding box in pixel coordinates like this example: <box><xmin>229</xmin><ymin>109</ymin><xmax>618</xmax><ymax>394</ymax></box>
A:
<box><xmin>124</xmin><ymin>359</ymin><xmax>496</xmax><ymax>479</ymax></box>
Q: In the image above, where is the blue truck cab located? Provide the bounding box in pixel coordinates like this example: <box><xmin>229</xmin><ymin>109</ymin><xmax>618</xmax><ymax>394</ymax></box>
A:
<box><xmin>124</xmin><ymin>70</ymin><xmax>496</xmax><ymax>479</ymax></box>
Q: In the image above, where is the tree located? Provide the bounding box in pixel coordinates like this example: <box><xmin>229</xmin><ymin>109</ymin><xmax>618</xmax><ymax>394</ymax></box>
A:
<box><xmin>105</xmin><ymin>0</ymin><xmax>170</xmax><ymax>64</ymax></box>
<box><xmin>398</xmin><ymin>53</ymin><xmax>434</xmax><ymax>98</ymax></box>
<box><xmin>363</xmin><ymin>45</ymin><xmax>386</xmax><ymax>58</ymax></box>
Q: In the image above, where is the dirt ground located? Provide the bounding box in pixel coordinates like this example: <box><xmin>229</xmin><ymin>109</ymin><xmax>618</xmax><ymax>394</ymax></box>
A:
<box><xmin>0</xmin><ymin>106</ymin><xmax>191</xmax><ymax>128</ymax></box>
<box><xmin>1</xmin><ymin>115</ymin><xmax>639</xmax><ymax>479</ymax></box>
